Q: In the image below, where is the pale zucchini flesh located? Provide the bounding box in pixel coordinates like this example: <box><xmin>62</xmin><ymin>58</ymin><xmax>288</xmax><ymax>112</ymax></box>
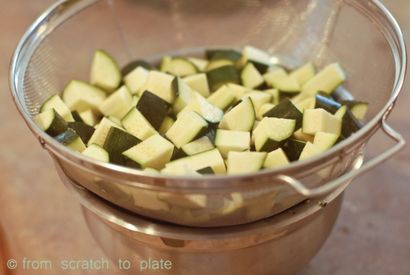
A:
<box><xmin>90</xmin><ymin>50</ymin><xmax>121</xmax><ymax>92</ymax></box>
<box><xmin>40</xmin><ymin>95</ymin><xmax>74</xmax><ymax>122</ymax></box>
<box><xmin>35</xmin><ymin>48</ymin><xmax>360</xmax><ymax>176</ymax></box>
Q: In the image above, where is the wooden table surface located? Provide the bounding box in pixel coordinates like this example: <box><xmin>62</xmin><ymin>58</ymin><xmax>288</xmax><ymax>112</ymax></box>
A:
<box><xmin>0</xmin><ymin>1</ymin><xmax>409</xmax><ymax>275</ymax></box>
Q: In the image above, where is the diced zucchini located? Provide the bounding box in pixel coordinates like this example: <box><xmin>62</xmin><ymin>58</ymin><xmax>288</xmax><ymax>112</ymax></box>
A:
<box><xmin>302</xmin><ymin>63</ymin><xmax>346</xmax><ymax>96</ymax></box>
<box><xmin>123</xmin><ymin>66</ymin><xmax>149</xmax><ymax>95</ymax></box>
<box><xmin>302</xmin><ymin>108</ymin><xmax>342</xmax><ymax>136</ymax></box>
<box><xmin>71</xmin><ymin>111</ymin><xmax>83</xmax><ymax>123</ymax></box>
<box><xmin>226</xmin><ymin>83</ymin><xmax>249</xmax><ymax>101</ymax></box>
<box><xmin>188</xmin><ymin>57</ymin><xmax>209</xmax><ymax>72</ymax></box>
<box><xmin>227</xmin><ymin>151</ymin><xmax>266</xmax><ymax>174</ymax></box>
<box><xmin>90</xmin><ymin>50</ymin><xmax>121</xmax><ymax>92</ymax></box>
<box><xmin>293</xmin><ymin>128</ymin><xmax>314</xmax><ymax>143</ymax></box>
<box><xmin>196</xmin><ymin>166</ymin><xmax>215</xmax><ymax>175</ymax></box>
<box><xmin>123</xmin><ymin>134</ymin><xmax>174</xmax><ymax>169</ymax></box>
<box><xmin>183</xmin><ymin>73</ymin><xmax>210</xmax><ymax>97</ymax></box>
<box><xmin>340</xmin><ymin>100</ymin><xmax>369</xmax><ymax>120</ymax></box>
<box><xmin>62</xmin><ymin>80</ymin><xmax>106</xmax><ymax>112</ymax></box>
<box><xmin>206</xmin><ymin>59</ymin><xmax>234</xmax><ymax>71</ymax></box>
<box><xmin>130</xmin><ymin>189</ymin><xmax>170</xmax><ymax>211</ymax></box>
<box><xmin>207</xmin><ymin>65</ymin><xmax>240</xmax><ymax>91</ymax></box>
<box><xmin>282</xmin><ymin>139</ymin><xmax>306</xmax><ymax>161</ymax></box>
<box><xmin>264</xmin><ymin>68</ymin><xmax>300</xmax><ymax>93</ymax></box>
<box><xmin>170</xmin><ymin>147</ymin><xmax>187</xmax><ymax>160</ymax></box>
<box><xmin>219</xmin><ymin>97</ymin><xmax>255</xmax><ymax>131</ymax></box>
<box><xmin>207</xmin><ymin>85</ymin><xmax>236</xmax><ymax>110</ymax></box>
<box><xmin>34</xmin><ymin>109</ymin><xmax>68</xmax><ymax>137</ymax></box>
<box><xmin>108</xmin><ymin>115</ymin><xmax>122</xmax><ymax>126</ymax></box>
<box><xmin>241</xmin><ymin>46</ymin><xmax>274</xmax><ymax>73</ymax></box>
<box><xmin>67</xmin><ymin>122</ymin><xmax>95</xmax><ymax>144</ymax></box>
<box><xmin>299</xmin><ymin>142</ymin><xmax>324</xmax><ymax>160</ymax></box>
<box><xmin>158</xmin><ymin>193</ymin><xmax>207</xmax><ymax>209</ymax></box>
<box><xmin>334</xmin><ymin>105</ymin><xmax>347</xmax><ymax>119</ymax></box>
<box><xmin>289</xmin><ymin>62</ymin><xmax>316</xmax><ymax>86</ymax></box>
<box><xmin>257</xmin><ymin>103</ymin><xmax>275</xmax><ymax>120</ymax></box>
<box><xmin>103</xmin><ymin>127</ymin><xmax>141</xmax><ymax>165</ymax></box>
<box><xmin>87</xmin><ymin>117</ymin><xmax>123</xmax><ymax>146</ymax></box>
<box><xmin>242</xmin><ymin>91</ymin><xmax>272</xmax><ymax>111</ymax></box>
<box><xmin>241</xmin><ymin>63</ymin><xmax>264</xmax><ymax>89</ymax></box>
<box><xmin>314</xmin><ymin>94</ymin><xmax>341</xmax><ymax>114</ymax></box>
<box><xmin>265</xmin><ymin>89</ymin><xmax>280</xmax><ymax>104</ymax></box>
<box><xmin>181</xmin><ymin>136</ymin><xmax>214</xmax><ymax>156</ymax></box>
<box><xmin>313</xmin><ymin>131</ymin><xmax>339</xmax><ymax>150</ymax></box>
<box><xmin>121</xmin><ymin>60</ymin><xmax>152</xmax><ymax>76</ymax></box>
<box><xmin>82</xmin><ymin>144</ymin><xmax>109</xmax><ymax>162</ymax></box>
<box><xmin>206</xmin><ymin>49</ymin><xmax>242</xmax><ymax>62</ymax></box>
<box><xmin>143</xmin><ymin>168</ymin><xmax>160</xmax><ymax>175</ymax></box>
<box><xmin>131</xmin><ymin>96</ymin><xmax>140</xmax><ymax>106</ymax></box>
<box><xmin>263</xmin><ymin>68</ymin><xmax>288</xmax><ymax>87</ymax></box>
<box><xmin>140</xmin><ymin>71</ymin><xmax>176</xmax><ymax>103</ymax></box>
<box><xmin>178</xmin><ymin>92</ymin><xmax>224</xmax><ymax>123</ymax></box>
<box><xmin>166</xmin><ymin>111</ymin><xmax>208</xmax><ymax>148</ymax></box>
<box><xmin>294</xmin><ymin>96</ymin><xmax>316</xmax><ymax>112</ymax></box>
<box><xmin>78</xmin><ymin>109</ymin><xmax>99</xmax><ymax>126</ymax></box>
<box><xmin>40</xmin><ymin>95</ymin><xmax>74</xmax><ymax>122</ymax></box>
<box><xmin>55</xmin><ymin>128</ymin><xmax>86</xmax><ymax>152</ymax></box>
<box><xmin>165</xmin><ymin>57</ymin><xmax>198</xmax><ymax>77</ymax></box>
<box><xmin>215</xmin><ymin>129</ymin><xmax>251</xmax><ymax>157</ymax></box>
<box><xmin>136</xmin><ymin>91</ymin><xmax>170</xmax><ymax>130</ymax></box>
<box><xmin>172</xmin><ymin>77</ymin><xmax>195</xmax><ymax>113</ymax></box>
<box><xmin>121</xmin><ymin>108</ymin><xmax>157</xmax><ymax>141</ymax></box>
<box><xmin>99</xmin><ymin>86</ymin><xmax>133</xmax><ymax>119</ymax></box>
<box><xmin>253</xmin><ymin>117</ymin><xmax>296</xmax><ymax>152</ymax></box>
<box><xmin>263</xmin><ymin>98</ymin><xmax>303</xmax><ymax>129</ymax></box>
<box><xmin>160</xmin><ymin>56</ymin><xmax>172</xmax><ymax>72</ymax></box>
<box><xmin>158</xmin><ymin>116</ymin><xmax>175</xmax><ymax>135</ymax></box>
<box><xmin>334</xmin><ymin>106</ymin><xmax>362</xmax><ymax>138</ymax></box>
<box><xmin>263</xmin><ymin>148</ymin><xmax>289</xmax><ymax>168</ymax></box>
<box><xmin>162</xmin><ymin>148</ymin><xmax>226</xmax><ymax>175</ymax></box>
<box><xmin>275</xmin><ymin>75</ymin><xmax>301</xmax><ymax>94</ymax></box>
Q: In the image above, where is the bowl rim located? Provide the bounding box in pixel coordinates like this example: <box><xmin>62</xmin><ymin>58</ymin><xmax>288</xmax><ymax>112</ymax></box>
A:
<box><xmin>9</xmin><ymin>0</ymin><xmax>407</xmax><ymax>189</ymax></box>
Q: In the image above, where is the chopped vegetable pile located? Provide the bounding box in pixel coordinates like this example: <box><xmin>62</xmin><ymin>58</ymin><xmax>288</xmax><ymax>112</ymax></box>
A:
<box><xmin>34</xmin><ymin>46</ymin><xmax>368</xmax><ymax>175</ymax></box>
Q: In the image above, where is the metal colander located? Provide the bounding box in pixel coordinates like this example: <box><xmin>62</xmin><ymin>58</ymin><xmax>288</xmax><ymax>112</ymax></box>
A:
<box><xmin>10</xmin><ymin>0</ymin><xmax>406</xmax><ymax>227</ymax></box>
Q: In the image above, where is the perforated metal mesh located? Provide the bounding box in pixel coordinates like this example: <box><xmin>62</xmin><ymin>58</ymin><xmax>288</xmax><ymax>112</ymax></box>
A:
<box><xmin>19</xmin><ymin>0</ymin><xmax>395</xmax><ymax>119</ymax></box>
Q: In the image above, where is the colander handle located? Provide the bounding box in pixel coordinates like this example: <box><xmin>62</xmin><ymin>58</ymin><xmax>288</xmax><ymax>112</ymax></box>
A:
<box><xmin>276</xmin><ymin>119</ymin><xmax>405</xmax><ymax>197</ymax></box>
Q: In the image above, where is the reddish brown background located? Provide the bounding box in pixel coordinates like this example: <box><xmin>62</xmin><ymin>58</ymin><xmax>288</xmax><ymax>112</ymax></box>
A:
<box><xmin>0</xmin><ymin>1</ymin><xmax>409</xmax><ymax>275</ymax></box>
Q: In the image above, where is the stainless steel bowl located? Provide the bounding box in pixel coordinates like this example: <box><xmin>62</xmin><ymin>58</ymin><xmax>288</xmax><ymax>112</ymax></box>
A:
<box><xmin>59</xmin><ymin>167</ymin><xmax>345</xmax><ymax>275</ymax></box>
<box><xmin>10</xmin><ymin>0</ymin><xmax>406</xmax><ymax>227</ymax></box>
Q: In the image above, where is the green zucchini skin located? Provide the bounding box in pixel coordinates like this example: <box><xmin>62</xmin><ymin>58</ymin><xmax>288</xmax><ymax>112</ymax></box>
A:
<box><xmin>315</xmin><ymin>94</ymin><xmax>341</xmax><ymax>114</ymax></box>
<box><xmin>259</xmin><ymin>140</ymin><xmax>283</xmax><ymax>152</ymax></box>
<box><xmin>205</xmin><ymin>49</ymin><xmax>242</xmax><ymax>62</ymax></box>
<box><xmin>196</xmin><ymin>166</ymin><xmax>215</xmax><ymax>174</ymax></box>
<box><xmin>136</xmin><ymin>91</ymin><xmax>170</xmax><ymax>130</ymax></box>
<box><xmin>46</xmin><ymin>111</ymin><xmax>68</xmax><ymax>137</ymax></box>
<box><xmin>103</xmin><ymin>127</ymin><xmax>141</xmax><ymax>165</ymax></box>
<box><xmin>68</xmin><ymin>122</ymin><xmax>95</xmax><ymax>144</ymax></box>
<box><xmin>202</xmin><ymin>123</ymin><xmax>218</xmax><ymax>144</ymax></box>
<box><xmin>207</xmin><ymin>65</ymin><xmax>240</xmax><ymax>91</ymax></box>
<box><xmin>341</xmin><ymin>109</ymin><xmax>362</xmax><ymax>139</ymax></box>
<box><xmin>171</xmin><ymin>147</ymin><xmax>188</xmax><ymax>160</ymax></box>
<box><xmin>263</xmin><ymin>98</ymin><xmax>303</xmax><ymax>129</ymax></box>
<box><xmin>71</xmin><ymin>111</ymin><xmax>84</xmax><ymax>123</ymax></box>
<box><xmin>282</xmin><ymin>139</ymin><xmax>306</xmax><ymax>161</ymax></box>
<box><xmin>249</xmin><ymin>61</ymin><xmax>270</xmax><ymax>74</ymax></box>
<box><xmin>54</xmin><ymin>128</ymin><xmax>79</xmax><ymax>145</ymax></box>
<box><xmin>121</xmin><ymin>60</ymin><xmax>152</xmax><ymax>76</ymax></box>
